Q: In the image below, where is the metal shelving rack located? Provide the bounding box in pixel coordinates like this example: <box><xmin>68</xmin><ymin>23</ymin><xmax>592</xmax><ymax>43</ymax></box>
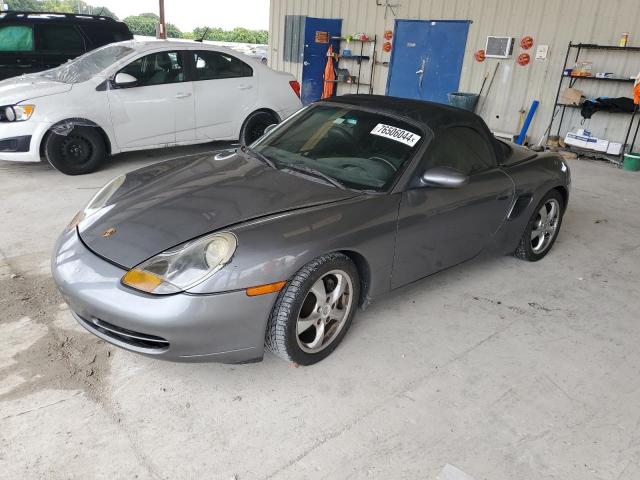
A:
<box><xmin>549</xmin><ymin>42</ymin><xmax>640</xmax><ymax>164</ymax></box>
<box><xmin>329</xmin><ymin>35</ymin><xmax>377</xmax><ymax>94</ymax></box>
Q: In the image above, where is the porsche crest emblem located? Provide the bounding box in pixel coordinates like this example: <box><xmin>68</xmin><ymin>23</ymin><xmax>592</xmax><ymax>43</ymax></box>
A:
<box><xmin>102</xmin><ymin>228</ymin><xmax>116</xmax><ymax>238</ymax></box>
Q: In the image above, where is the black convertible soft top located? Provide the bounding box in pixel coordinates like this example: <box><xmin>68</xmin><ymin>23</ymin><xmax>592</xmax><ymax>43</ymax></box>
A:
<box><xmin>320</xmin><ymin>94</ymin><xmax>504</xmax><ymax>163</ymax></box>
<box><xmin>321</xmin><ymin>94</ymin><xmax>483</xmax><ymax>130</ymax></box>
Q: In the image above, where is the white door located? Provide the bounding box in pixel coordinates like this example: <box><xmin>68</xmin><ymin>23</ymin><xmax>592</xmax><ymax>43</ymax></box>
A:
<box><xmin>107</xmin><ymin>50</ymin><xmax>195</xmax><ymax>149</ymax></box>
<box><xmin>190</xmin><ymin>50</ymin><xmax>257</xmax><ymax>140</ymax></box>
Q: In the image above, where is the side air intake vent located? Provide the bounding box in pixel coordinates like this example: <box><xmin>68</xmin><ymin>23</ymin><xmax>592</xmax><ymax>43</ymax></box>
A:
<box><xmin>508</xmin><ymin>194</ymin><xmax>533</xmax><ymax>219</ymax></box>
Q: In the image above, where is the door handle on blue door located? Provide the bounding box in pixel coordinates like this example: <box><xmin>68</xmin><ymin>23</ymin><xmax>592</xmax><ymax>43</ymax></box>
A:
<box><xmin>417</xmin><ymin>58</ymin><xmax>426</xmax><ymax>90</ymax></box>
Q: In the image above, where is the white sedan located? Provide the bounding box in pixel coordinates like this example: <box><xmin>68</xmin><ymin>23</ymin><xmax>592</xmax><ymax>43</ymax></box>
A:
<box><xmin>0</xmin><ymin>40</ymin><xmax>302</xmax><ymax>174</ymax></box>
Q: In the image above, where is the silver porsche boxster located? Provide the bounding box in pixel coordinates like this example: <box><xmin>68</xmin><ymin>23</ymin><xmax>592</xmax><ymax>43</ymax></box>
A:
<box><xmin>52</xmin><ymin>95</ymin><xmax>570</xmax><ymax>365</ymax></box>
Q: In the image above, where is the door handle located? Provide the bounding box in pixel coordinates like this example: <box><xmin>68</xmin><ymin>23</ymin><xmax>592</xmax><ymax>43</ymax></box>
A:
<box><xmin>237</xmin><ymin>85</ymin><xmax>253</xmax><ymax>90</ymax></box>
<box><xmin>175</xmin><ymin>92</ymin><xmax>192</xmax><ymax>99</ymax></box>
<box><xmin>303</xmin><ymin>61</ymin><xmax>310</xmax><ymax>66</ymax></box>
<box><xmin>417</xmin><ymin>58</ymin><xmax>426</xmax><ymax>90</ymax></box>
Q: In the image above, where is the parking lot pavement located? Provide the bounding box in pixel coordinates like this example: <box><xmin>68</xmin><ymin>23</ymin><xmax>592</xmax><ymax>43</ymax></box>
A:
<box><xmin>1</xmin><ymin>152</ymin><xmax>640</xmax><ymax>480</ymax></box>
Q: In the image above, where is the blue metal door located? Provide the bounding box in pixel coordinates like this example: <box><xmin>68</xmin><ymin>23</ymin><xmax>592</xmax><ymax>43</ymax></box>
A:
<box><xmin>301</xmin><ymin>17</ymin><xmax>342</xmax><ymax>105</ymax></box>
<box><xmin>387</xmin><ymin>20</ymin><xmax>470</xmax><ymax>103</ymax></box>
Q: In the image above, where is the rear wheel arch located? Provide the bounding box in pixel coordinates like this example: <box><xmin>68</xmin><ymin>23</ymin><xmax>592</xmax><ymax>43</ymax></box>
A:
<box><xmin>554</xmin><ymin>185</ymin><xmax>569</xmax><ymax>208</ymax></box>
<box><xmin>514</xmin><ymin>188</ymin><xmax>565</xmax><ymax>261</ymax></box>
<box><xmin>238</xmin><ymin>108</ymin><xmax>281</xmax><ymax>144</ymax></box>
<box><xmin>250</xmin><ymin>107</ymin><xmax>281</xmax><ymax>122</ymax></box>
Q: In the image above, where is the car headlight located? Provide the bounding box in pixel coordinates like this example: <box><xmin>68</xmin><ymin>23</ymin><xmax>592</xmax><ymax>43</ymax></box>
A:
<box><xmin>3</xmin><ymin>104</ymin><xmax>35</xmax><ymax>122</ymax></box>
<box><xmin>67</xmin><ymin>174</ymin><xmax>126</xmax><ymax>230</ymax></box>
<box><xmin>122</xmin><ymin>232</ymin><xmax>237</xmax><ymax>295</ymax></box>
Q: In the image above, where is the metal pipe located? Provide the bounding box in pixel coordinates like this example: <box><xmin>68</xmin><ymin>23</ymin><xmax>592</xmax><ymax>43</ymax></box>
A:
<box><xmin>549</xmin><ymin>42</ymin><xmax>572</xmax><ymax>138</ymax></box>
<box><xmin>516</xmin><ymin>100</ymin><xmax>539</xmax><ymax>145</ymax></box>
<box><xmin>631</xmin><ymin>108</ymin><xmax>640</xmax><ymax>153</ymax></box>
<box><xmin>623</xmin><ymin>104</ymin><xmax>638</xmax><ymax>153</ymax></box>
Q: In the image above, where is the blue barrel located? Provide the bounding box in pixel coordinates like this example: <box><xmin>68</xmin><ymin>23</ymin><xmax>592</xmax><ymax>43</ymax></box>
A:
<box><xmin>447</xmin><ymin>92</ymin><xmax>479</xmax><ymax>112</ymax></box>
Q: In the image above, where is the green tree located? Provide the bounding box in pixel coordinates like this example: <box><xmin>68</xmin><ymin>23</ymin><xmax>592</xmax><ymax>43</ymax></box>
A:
<box><xmin>123</xmin><ymin>14</ymin><xmax>182</xmax><ymax>38</ymax></box>
<box><xmin>90</xmin><ymin>6</ymin><xmax>118</xmax><ymax>18</ymax></box>
<box><xmin>5</xmin><ymin>0</ymin><xmax>41</xmax><ymax>11</ymax></box>
<box><xmin>40</xmin><ymin>0</ymin><xmax>72</xmax><ymax>12</ymax></box>
<box><xmin>190</xmin><ymin>26</ymin><xmax>267</xmax><ymax>44</ymax></box>
<box><xmin>5</xmin><ymin>0</ymin><xmax>118</xmax><ymax>19</ymax></box>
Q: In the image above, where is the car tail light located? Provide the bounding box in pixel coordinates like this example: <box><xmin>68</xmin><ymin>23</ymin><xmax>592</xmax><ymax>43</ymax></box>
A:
<box><xmin>289</xmin><ymin>80</ymin><xmax>301</xmax><ymax>98</ymax></box>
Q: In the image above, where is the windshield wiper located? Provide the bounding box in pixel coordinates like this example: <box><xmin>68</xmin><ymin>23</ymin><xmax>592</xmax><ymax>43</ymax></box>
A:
<box><xmin>282</xmin><ymin>164</ymin><xmax>346</xmax><ymax>190</ymax></box>
<box><xmin>241</xmin><ymin>145</ymin><xmax>277</xmax><ymax>170</ymax></box>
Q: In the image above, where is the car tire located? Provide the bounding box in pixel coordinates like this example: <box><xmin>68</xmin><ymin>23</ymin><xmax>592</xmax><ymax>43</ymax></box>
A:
<box><xmin>514</xmin><ymin>189</ymin><xmax>565</xmax><ymax>262</ymax></box>
<box><xmin>265</xmin><ymin>253</ymin><xmax>360</xmax><ymax>365</ymax></box>
<box><xmin>239</xmin><ymin>111</ymin><xmax>279</xmax><ymax>145</ymax></box>
<box><xmin>44</xmin><ymin>126</ymin><xmax>106</xmax><ymax>175</ymax></box>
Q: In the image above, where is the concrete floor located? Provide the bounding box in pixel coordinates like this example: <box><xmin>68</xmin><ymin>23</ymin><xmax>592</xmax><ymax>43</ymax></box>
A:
<box><xmin>1</xmin><ymin>146</ymin><xmax>639</xmax><ymax>480</ymax></box>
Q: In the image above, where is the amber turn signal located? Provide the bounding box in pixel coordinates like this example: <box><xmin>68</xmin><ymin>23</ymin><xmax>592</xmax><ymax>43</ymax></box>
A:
<box><xmin>246</xmin><ymin>281</ymin><xmax>287</xmax><ymax>296</ymax></box>
<box><xmin>122</xmin><ymin>269</ymin><xmax>163</xmax><ymax>293</ymax></box>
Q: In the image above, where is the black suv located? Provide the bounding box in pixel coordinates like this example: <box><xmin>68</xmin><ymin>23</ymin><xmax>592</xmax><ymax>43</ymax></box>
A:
<box><xmin>0</xmin><ymin>11</ymin><xmax>133</xmax><ymax>80</ymax></box>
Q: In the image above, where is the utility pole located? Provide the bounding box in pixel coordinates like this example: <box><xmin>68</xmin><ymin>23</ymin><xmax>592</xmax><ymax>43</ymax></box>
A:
<box><xmin>157</xmin><ymin>0</ymin><xmax>167</xmax><ymax>39</ymax></box>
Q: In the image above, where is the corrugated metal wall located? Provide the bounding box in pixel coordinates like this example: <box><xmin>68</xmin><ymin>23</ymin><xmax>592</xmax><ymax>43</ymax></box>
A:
<box><xmin>269</xmin><ymin>0</ymin><xmax>640</xmax><ymax>144</ymax></box>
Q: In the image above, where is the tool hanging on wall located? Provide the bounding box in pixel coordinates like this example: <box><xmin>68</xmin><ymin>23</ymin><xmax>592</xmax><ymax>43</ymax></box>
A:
<box><xmin>477</xmin><ymin>71</ymin><xmax>489</xmax><ymax>97</ymax></box>
<box><xmin>375</xmin><ymin>0</ymin><xmax>400</xmax><ymax>18</ymax></box>
<box><xmin>477</xmin><ymin>62</ymin><xmax>500</xmax><ymax>116</ymax></box>
<box><xmin>530</xmin><ymin>108</ymin><xmax>560</xmax><ymax>151</ymax></box>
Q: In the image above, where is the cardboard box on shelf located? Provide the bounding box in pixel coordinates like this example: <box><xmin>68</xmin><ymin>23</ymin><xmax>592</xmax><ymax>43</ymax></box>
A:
<box><xmin>592</xmin><ymin>139</ymin><xmax>610</xmax><ymax>152</ymax></box>
<box><xmin>564</xmin><ymin>130</ymin><xmax>615</xmax><ymax>153</ymax></box>
<box><xmin>607</xmin><ymin>142</ymin><xmax>623</xmax><ymax>155</ymax></box>
<box><xmin>564</xmin><ymin>132</ymin><xmax>594</xmax><ymax>149</ymax></box>
<box><xmin>559</xmin><ymin>88</ymin><xmax>584</xmax><ymax>106</ymax></box>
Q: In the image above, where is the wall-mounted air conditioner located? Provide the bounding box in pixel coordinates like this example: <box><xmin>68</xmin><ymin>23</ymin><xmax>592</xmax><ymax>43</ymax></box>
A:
<box><xmin>485</xmin><ymin>36</ymin><xmax>515</xmax><ymax>58</ymax></box>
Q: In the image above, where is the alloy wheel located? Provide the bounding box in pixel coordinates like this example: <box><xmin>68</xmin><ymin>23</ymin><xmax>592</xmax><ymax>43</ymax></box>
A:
<box><xmin>531</xmin><ymin>198</ymin><xmax>560</xmax><ymax>254</ymax></box>
<box><xmin>296</xmin><ymin>270</ymin><xmax>353</xmax><ymax>354</ymax></box>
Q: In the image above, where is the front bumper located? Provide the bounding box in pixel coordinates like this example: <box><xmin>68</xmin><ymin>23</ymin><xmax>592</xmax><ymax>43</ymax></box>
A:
<box><xmin>51</xmin><ymin>229</ymin><xmax>278</xmax><ymax>363</ymax></box>
<box><xmin>0</xmin><ymin>120</ymin><xmax>51</xmax><ymax>162</ymax></box>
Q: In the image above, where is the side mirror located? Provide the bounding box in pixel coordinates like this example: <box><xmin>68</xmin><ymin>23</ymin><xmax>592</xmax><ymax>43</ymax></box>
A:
<box><xmin>263</xmin><ymin>123</ymin><xmax>278</xmax><ymax>135</ymax></box>
<box><xmin>420</xmin><ymin>166</ymin><xmax>469</xmax><ymax>188</ymax></box>
<box><xmin>114</xmin><ymin>72</ymin><xmax>138</xmax><ymax>87</ymax></box>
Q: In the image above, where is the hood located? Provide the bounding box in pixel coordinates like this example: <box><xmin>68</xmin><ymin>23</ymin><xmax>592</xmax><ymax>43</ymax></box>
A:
<box><xmin>0</xmin><ymin>75</ymin><xmax>72</xmax><ymax>104</ymax></box>
<box><xmin>78</xmin><ymin>151</ymin><xmax>359</xmax><ymax>268</ymax></box>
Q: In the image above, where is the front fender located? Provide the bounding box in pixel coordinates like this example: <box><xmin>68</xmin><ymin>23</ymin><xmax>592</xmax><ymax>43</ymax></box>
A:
<box><xmin>30</xmin><ymin>82</ymin><xmax>116</xmax><ymax>154</ymax></box>
<box><xmin>186</xmin><ymin>194</ymin><xmax>401</xmax><ymax>300</ymax></box>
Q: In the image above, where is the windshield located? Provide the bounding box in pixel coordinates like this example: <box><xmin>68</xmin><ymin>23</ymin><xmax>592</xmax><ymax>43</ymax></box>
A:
<box><xmin>39</xmin><ymin>44</ymin><xmax>134</xmax><ymax>84</ymax></box>
<box><xmin>253</xmin><ymin>105</ymin><xmax>425</xmax><ymax>191</ymax></box>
